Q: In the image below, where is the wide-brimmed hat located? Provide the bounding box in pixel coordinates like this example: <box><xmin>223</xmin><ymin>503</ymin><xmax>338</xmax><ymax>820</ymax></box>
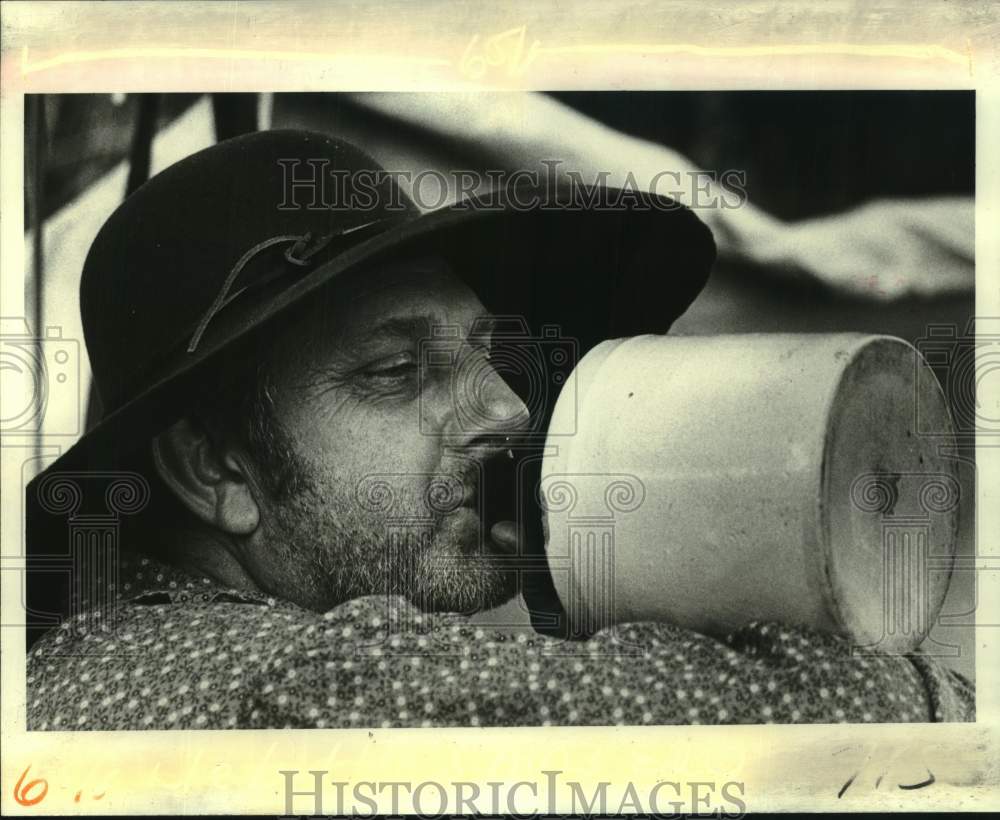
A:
<box><xmin>28</xmin><ymin>128</ymin><xmax>715</xmax><ymax>487</ymax></box>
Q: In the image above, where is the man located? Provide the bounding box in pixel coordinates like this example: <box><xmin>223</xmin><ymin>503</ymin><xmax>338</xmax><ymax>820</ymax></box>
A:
<box><xmin>26</xmin><ymin>130</ymin><xmax>973</xmax><ymax>729</ymax></box>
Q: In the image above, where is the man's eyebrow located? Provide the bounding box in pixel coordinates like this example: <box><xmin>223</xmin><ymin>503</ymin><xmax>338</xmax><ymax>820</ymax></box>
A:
<box><xmin>358</xmin><ymin>314</ymin><xmax>497</xmax><ymax>345</ymax></box>
<box><xmin>358</xmin><ymin>315</ymin><xmax>433</xmax><ymax>344</ymax></box>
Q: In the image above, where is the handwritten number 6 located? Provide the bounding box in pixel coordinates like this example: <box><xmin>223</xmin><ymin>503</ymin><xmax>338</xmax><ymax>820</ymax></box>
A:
<box><xmin>14</xmin><ymin>765</ymin><xmax>49</xmax><ymax>806</ymax></box>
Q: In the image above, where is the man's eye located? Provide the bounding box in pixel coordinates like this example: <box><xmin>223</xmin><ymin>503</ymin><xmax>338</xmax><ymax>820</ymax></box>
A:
<box><xmin>363</xmin><ymin>357</ymin><xmax>418</xmax><ymax>379</ymax></box>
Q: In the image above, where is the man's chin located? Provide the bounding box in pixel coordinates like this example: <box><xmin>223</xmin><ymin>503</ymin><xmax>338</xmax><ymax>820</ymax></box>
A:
<box><xmin>407</xmin><ymin>551</ymin><xmax>520</xmax><ymax>614</ymax></box>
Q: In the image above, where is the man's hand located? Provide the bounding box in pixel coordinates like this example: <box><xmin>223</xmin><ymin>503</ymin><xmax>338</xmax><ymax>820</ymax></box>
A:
<box><xmin>749</xmin><ymin>197</ymin><xmax>974</xmax><ymax>301</ymax></box>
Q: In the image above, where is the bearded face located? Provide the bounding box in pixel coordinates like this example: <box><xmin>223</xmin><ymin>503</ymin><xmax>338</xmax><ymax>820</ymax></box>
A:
<box><xmin>244</xmin><ymin>257</ymin><xmax>531</xmax><ymax>613</ymax></box>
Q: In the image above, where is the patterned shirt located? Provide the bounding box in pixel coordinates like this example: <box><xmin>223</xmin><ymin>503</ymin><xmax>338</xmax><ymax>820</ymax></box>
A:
<box><xmin>27</xmin><ymin>553</ymin><xmax>974</xmax><ymax>730</ymax></box>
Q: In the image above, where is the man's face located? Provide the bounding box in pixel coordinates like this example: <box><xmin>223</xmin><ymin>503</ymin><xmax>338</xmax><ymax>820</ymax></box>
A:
<box><xmin>249</xmin><ymin>256</ymin><xmax>531</xmax><ymax>613</ymax></box>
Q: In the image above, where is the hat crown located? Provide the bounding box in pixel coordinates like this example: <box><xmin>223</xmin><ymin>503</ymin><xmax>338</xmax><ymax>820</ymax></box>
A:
<box><xmin>80</xmin><ymin>129</ymin><xmax>417</xmax><ymax>411</ymax></box>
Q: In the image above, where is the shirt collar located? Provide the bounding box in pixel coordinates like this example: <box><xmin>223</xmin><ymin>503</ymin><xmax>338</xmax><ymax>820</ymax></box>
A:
<box><xmin>113</xmin><ymin>552</ymin><xmax>277</xmax><ymax>607</ymax></box>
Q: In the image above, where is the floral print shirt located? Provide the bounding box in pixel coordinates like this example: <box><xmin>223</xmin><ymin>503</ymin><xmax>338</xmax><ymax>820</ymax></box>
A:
<box><xmin>27</xmin><ymin>553</ymin><xmax>975</xmax><ymax>730</ymax></box>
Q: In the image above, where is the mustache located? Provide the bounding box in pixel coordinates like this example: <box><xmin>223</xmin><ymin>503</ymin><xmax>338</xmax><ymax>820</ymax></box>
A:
<box><xmin>444</xmin><ymin>435</ymin><xmax>524</xmax><ymax>506</ymax></box>
<box><xmin>351</xmin><ymin>435</ymin><xmax>529</xmax><ymax>518</ymax></box>
<box><xmin>445</xmin><ymin>444</ymin><xmax>528</xmax><ymax>538</ymax></box>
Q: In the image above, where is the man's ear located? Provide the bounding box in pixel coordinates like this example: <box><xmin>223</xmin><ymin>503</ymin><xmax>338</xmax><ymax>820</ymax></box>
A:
<box><xmin>151</xmin><ymin>418</ymin><xmax>260</xmax><ymax>535</ymax></box>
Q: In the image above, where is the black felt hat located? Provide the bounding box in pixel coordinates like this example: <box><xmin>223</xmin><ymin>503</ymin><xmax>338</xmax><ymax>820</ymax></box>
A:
<box><xmin>29</xmin><ymin>128</ymin><xmax>715</xmax><ymax>485</ymax></box>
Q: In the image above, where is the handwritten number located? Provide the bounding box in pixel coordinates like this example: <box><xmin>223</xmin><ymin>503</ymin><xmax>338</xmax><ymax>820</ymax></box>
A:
<box><xmin>899</xmin><ymin>770</ymin><xmax>936</xmax><ymax>790</ymax></box>
<box><xmin>13</xmin><ymin>766</ymin><xmax>104</xmax><ymax>806</ymax></box>
<box><xmin>14</xmin><ymin>765</ymin><xmax>48</xmax><ymax>806</ymax></box>
<box><xmin>838</xmin><ymin>764</ymin><xmax>935</xmax><ymax>797</ymax></box>
<box><xmin>837</xmin><ymin>771</ymin><xmax>858</xmax><ymax>798</ymax></box>
<box><xmin>459</xmin><ymin>35</ymin><xmax>487</xmax><ymax>80</ymax></box>
<box><xmin>459</xmin><ymin>26</ymin><xmax>540</xmax><ymax>79</ymax></box>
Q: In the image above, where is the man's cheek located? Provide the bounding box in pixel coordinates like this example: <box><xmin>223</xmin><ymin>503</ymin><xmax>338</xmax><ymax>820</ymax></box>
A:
<box><xmin>347</xmin><ymin>456</ymin><xmax>442</xmax><ymax>521</ymax></box>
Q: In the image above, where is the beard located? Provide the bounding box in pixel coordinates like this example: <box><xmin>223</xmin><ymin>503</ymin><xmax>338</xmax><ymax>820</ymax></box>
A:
<box><xmin>257</xmin><ymin>455</ymin><xmax>520</xmax><ymax>614</ymax></box>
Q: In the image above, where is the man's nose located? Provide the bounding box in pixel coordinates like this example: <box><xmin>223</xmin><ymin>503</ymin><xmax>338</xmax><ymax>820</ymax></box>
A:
<box><xmin>451</xmin><ymin>360</ymin><xmax>531</xmax><ymax>441</ymax></box>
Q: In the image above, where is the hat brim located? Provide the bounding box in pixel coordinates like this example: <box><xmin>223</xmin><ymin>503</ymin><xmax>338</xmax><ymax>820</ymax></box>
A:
<box><xmin>28</xmin><ymin>183</ymin><xmax>715</xmax><ymax>484</ymax></box>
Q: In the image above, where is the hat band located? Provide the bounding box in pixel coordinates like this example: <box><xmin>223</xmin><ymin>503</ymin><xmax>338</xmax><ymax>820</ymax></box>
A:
<box><xmin>186</xmin><ymin>216</ymin><xmax>402</xmax><ymax>353</ymax></box>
